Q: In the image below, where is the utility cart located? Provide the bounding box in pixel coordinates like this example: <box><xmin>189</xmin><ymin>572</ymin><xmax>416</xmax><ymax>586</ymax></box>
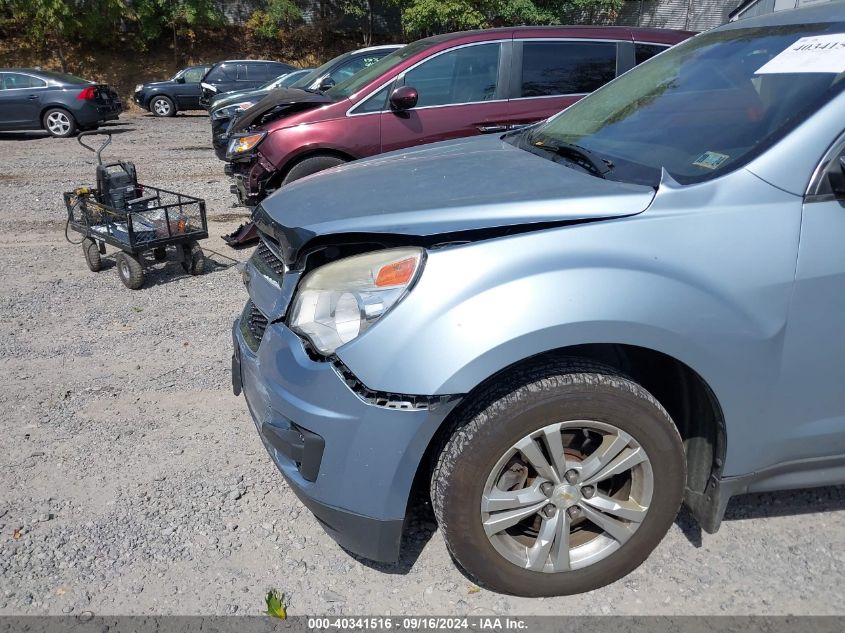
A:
<box><xmin>64</xmin><ymin>131</ymin><xmax>208</xmax><ymax>289</ymax></box>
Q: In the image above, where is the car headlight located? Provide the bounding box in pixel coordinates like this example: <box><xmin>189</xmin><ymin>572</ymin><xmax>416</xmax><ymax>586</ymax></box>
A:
<box><xmin>212</xmin><ymin>101</ymin><xmax>256</xmax><ymax>120</ymax></box>
<box><xmin>289</xmin><ymin>247</ymin><xmax>424</xmax><ymax>355</ymax></box>
<box><xmin>134</xmin><ymin>84</ymin><xmax>143</xmax><ymax>93</ymax></box>
<box><xmin>226</xmin><ymin>131</ymin><xmax>267</xmax><ymax>159</ymax></box>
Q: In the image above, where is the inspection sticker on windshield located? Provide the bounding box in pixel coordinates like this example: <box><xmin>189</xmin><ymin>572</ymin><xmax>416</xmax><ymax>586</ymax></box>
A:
<box><xmin>756</xmin><ymin>33</ymin><xmax>845</xmax><ymax>74</ymax></box>
<box><xmin>693</xmin><ymin>151</ymin><xmax>729</xmax><ymax>170</ymax></box>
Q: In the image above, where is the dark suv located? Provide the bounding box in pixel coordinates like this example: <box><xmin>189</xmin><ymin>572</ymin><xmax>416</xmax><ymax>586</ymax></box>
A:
<box><xmin>224</xmin><ymin>27</ymin><xmax>692</xmax><ymax>207</ymax></box>
<box><xmin>134</xmin><ymin>64</ymin><xmax>211</xmax><ymax>117</ymax></box>
<box><xmin>199</xmin><ymin>60</ymin><xmax>297</xmax><ymax>108</ymax></box>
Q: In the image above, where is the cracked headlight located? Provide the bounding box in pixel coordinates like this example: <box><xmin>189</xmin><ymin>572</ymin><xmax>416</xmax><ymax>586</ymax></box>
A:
<box><xmin>289</xmin><ymin>248</ymin><xmax>424</xmax><ymax>355</ymax></box>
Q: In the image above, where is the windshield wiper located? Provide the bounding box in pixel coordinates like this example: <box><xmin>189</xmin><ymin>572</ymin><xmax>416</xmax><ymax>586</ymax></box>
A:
<box><xmin>529</xmin><ymin>139</ymin><xmax>614</xmax><ymax>179</ymax></box>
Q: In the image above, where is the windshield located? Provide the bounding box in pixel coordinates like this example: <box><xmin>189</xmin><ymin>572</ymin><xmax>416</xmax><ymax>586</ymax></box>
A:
<box><xmin>527</xmin><ymin>22</ymin><xmax>845</xmax><ymax>186</ymax></box>
<box><xmin>325</xmin><ymin>43</ymin><xmax>431</xmax><ymax>100</ymax></box>
<box><xmin>289</xmin><ymin>53</ymin><xmax>350</xmax><ymax>90</ymax></box>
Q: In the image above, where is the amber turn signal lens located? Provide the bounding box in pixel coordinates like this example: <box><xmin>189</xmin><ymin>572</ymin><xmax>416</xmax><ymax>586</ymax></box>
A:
<box><xmin>375</xmin><ymin>257</ymin><xmax>417</xmax><ymax>287</ymax></box>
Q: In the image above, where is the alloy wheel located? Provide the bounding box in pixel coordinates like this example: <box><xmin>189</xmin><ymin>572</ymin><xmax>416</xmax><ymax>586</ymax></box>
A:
<box><xmin>46</xmin><ymin>111</ymin><xmax>71</xmax><ymax>136</ymax></box>
<box><xmin>481</xmin><ymin>419</ymin><xmax>653</xmax><ymax>573</ymax></box>
<box><xmin>153</xmin><ymin>98</ymin><xmax>171</xmax><ymax>116</ymax></box>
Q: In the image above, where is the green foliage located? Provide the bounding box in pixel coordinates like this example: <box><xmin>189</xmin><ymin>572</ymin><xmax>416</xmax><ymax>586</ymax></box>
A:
<box><xmin>247</xmin><ymin>0</ymin><xmax>303</xmax><ymax>40</ymax></box>
<box><xmin>2</xmin><ymin>0</ymin><xmax>125</xmax><ymax>45</ymax></box>
<box><xmin>264</xmin><ymin>589</ymin><xmax>287</xmax><ymax>619</ymax></box>
<box><xmin>390</xmin><ymin>0</ymin><xmax>626</xmax><ymax>37</ymax></box>
<box><xmin>130</xmin><ymin>0</ymin><xmax>224</xmax><ymax>44</ymax></box>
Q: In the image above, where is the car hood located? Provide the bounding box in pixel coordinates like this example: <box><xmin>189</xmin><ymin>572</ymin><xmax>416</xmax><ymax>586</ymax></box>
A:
<box><xmin>211</xmin><ymin>88</ymin><xmax>270</xmax><ymax>110</ymax></box>
<box><xmin>141</xmin><ymin>80</ymin><xmax>178</xmax><ymax>90</ymax></box>
<box><xmin>229</xmin><ymin>88</ymin><xmax>333</xmax><ymax>133</ymax></box>
<box><xmin>255</xmin><ymin>135</ymin><xmax>657</xmax><ymax>266</ymax></box>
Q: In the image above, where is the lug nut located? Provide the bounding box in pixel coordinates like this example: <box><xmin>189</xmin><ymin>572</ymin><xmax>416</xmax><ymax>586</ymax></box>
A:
<box><xmin>543</xmin><ymin>505</ymin><xmax>556</xmax><ymax>518</ymax></box>
<box><xmin>567</xmin><ymin>506</ymin><xmax>582</xmax><ymax>519</ymax></box>
<box><xmin>540</xmin><ymin>482</ymin><xmax>554</xmax><ymax>497</ymax></box>
<box><xmin>564</xmin><ymin>469</ymin><xmax>579</xmax><ymax>484</ymax></box>
<box><xmin>582</xmin><ymin>485</ymin><xmax>595</xmax><ymax>498</ymax></box>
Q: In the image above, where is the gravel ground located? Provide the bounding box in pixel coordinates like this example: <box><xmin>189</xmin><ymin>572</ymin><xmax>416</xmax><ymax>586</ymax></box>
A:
<box><xmin>0</xmin><ymin>112</ymin><xmax>844</xmax><ymax>617</ymax></box>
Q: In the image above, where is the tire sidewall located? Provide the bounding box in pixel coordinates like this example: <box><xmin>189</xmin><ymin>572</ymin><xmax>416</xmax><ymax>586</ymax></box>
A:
<box><xmin>282</xmin><ymin>156</ymin><xmax>346</xmax><ymax>185</ymax></box>
<box><xmin>43</xmin><ymin>108</ymin><xmax>76</xmax><ymax>138</ymax></box>
<box><xmin>151</xmin><ymin>96</ymin><xmax>175</xmax><ymax>117</ymax></box>
<box><xmin>440</xmin><ymin>375</ymin><xmax>685</xmax><ymax>596</ymax></box>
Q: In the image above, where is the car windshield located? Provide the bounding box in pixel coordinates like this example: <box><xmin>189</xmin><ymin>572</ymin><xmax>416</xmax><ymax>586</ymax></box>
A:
<box><xmin>289</xmin><ymin>53</ymin><xmax>351</xmax><ymax>90</ymax></box>
<box><xmin>325</xmin><ymin>43</ymin><xmax>433</xmax><ymax>100</ymax></box>
<box><xmin>525</xmin><ymin>22</ymin><xmax>845</xmax><ymax>186</ymax></box>
<box><xmin>260</xmin><ymin>74</ymin><xmax>289</xmax><ymax>90</ymax></box>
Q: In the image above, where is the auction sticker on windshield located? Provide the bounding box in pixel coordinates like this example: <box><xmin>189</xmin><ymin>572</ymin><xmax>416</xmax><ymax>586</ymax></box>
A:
<box><xmin>756</xmin><ymin>33</ymin><xmax>845</xmax><ymax>74</ymax></box>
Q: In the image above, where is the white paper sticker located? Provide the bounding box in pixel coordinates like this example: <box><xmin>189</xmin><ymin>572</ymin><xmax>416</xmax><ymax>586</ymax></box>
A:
<box><xmin>756</xmin><ymin>33</ymin><xmax>845</xmax><ymax>75</ymax></box>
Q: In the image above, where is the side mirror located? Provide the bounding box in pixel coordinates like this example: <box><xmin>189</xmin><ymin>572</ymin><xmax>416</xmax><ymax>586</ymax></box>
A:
<box><xmin>829</xmin><ymin>156</ymin><xmax>845</xmax><ymax>197</ymax></box>
<box><xmin>389</xmin><ymin>86</ymin><xmax>418</xmax><ymax>112</ymax></box>
<box><xmin>318</xmin><ymin>76</ymin><xmax>335</xmax><ymax>92</ymax></box>
<box><xmin>176</xmin><ymin>76</ymin><xmax>185</xmax><ymax>84</ymax></box>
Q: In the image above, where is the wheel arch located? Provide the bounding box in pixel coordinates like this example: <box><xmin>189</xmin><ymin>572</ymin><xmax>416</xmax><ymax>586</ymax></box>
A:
<box><xmin>267</xmin><ymin>146</ymin><xmax>357</xmax><ymax>189</ymax></box>
<box><xmin>413</xmin><ymin>343</ymin><xmax>727</xmax><ymax>533</ymax></box>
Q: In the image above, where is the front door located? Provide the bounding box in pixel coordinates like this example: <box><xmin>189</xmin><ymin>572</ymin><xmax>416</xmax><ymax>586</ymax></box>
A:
<box><xmin>0</xmin><ymin>73</ymin><xmax>46</xmax><ymax>128</ymax></box>
<box><xmin>379</xmin><ymin>42</ymin><xmax>511</xmax><ymax>153</ymax></box>
<box><xmin>774</xmin><ymin>137</ymin><xmax>845</xmax><ymax>467</ymax></box>
<box><xmin>174</xmin><ymin>66</ymin><xmax>207</xmax><ymax>110</ymax></box>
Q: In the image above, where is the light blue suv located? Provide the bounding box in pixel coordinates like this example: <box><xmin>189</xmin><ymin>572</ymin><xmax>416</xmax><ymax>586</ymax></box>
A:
<box><xmin>233</xmin><ymin>3</ymin><xmax>845</xmax><ymax>596</ymax></box>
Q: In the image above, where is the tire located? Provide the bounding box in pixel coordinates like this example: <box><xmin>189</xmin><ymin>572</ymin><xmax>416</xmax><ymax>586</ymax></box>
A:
<box><xmin>430</xmin><ymin>360</ymin><xmax>685</xmax><ymax>597</ymax></box>
<box><xmin>82</xmin><ymin>238</ymin><xmax>102</xmax><ymax>272</ymax></box>
<box><xmin>181</xmin><ymin>241</ymin><xmax>205</xmax><ymax>275</ymax></box>
<box><xmin>281</xmin><ymin>155</ymin><xmax>347</xmax><ymax>186</ymax></box>
<box><xmin>153</xmin><ymin>247</ymin><xmax>167</xmax><ymax>261</ymax></box>
<box><xmin>150</xmin><ymin>96</ymin><xmax>176</xmax><ymax>118</ymax></box>
<box><xmin>42</xmin><ymin>108</ymin><xmax>77</xmax><ymax>138</ymax></box>
<box><xmin>115</xmin><ymin>252</ymin><xmax>144</xmax><ymax>289</ymax></box>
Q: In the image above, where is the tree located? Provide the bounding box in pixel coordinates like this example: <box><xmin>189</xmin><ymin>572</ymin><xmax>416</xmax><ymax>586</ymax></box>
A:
<box><xmin>246</xmin><ymin>0</ymin><xmax>302</xmax><ymax>41</ymax></box>
<box><xmin>130</xmin><ymin>0</ymin><xmax>224</xmax><ymax>58</ymax></box>
<box><xmin>1</xmin><ymin>0</ymin><xmax>125</xmax><ymax>71</ymax></box>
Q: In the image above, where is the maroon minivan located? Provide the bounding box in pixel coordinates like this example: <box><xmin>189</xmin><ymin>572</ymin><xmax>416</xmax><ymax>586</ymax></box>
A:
<box><xmin>225</xmin><ymin>26</ymin><xmax>693</xmax><ymax>207</ymax></box>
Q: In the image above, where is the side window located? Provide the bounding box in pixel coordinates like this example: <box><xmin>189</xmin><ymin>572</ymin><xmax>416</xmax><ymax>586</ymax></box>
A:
<box><xmin>356</xmin><ymin>85</ymin><xmax>391</xmax><ymax>114</ymax></box>
<box><xmin>2</xmin><ymin>73</ymin><xmax>45</xmax><ymax>89</ymax></box>
<box><xmin>520</xmin><ymin>41</ymin><xmax>616</xmax><ymax>97</ymax></box>
<box><xmin>404</xmin><ymin>43</ymin><xmax>501</xmax><ymax>107</ymax></box>
<box><xmin>182</xmin><ymin>67</ymin><xmax>205</xmax><ymax>83</ymax></box>
<box><xmin>255</xmin><ymin>64</ymin><xmax>281</xmax><ymax>81</ymax></box>
<box><xmin>237</xmin><ymin>64</ymin><xmax>251</xmax><ymax>81</ymax></box>
<box><xmin>330</xmin><ymin>57</ymin><xmax>370</xmax><ymax>84</ymax></box>
<box><xmin>205</xmin><ymin>64</ymin><xmax>234</xmax><ymax>83</ymax></box>
<box><xmin>635</xmin><ymin>43</ymin><xmax>669</xmax><ymax>65</ymax></box>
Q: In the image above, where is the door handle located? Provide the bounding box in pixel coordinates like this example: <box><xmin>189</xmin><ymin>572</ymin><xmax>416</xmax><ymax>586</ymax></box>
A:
<box><xmin>27</xmin><ymin>95</ymin><xmax>39</xmax><ymax>100</ymax></box>
<box><xmin>477</xmin><ymin>124</ymin><xmax>508</xmax><ymax>134</ymax></box>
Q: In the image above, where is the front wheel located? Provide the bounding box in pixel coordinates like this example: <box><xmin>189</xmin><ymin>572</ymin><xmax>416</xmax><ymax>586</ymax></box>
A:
<box><xmin>115</xmin><ymin>252</ymin><xmax>144</xmax><ymax>289</ymax></box>
<box><xmin>150</xmin><ymin>96</ymin><xmax>176</xmax><ymax>118</ymax></box>
<box><xmin>181</xmin><ymin>241</ymin><xmax>205</xmax><ymax>275</ymax></box>
<box><xmin>430</xmin><ymin>361</ymin><xmax>685</xmax><ymax>596</ymax></box>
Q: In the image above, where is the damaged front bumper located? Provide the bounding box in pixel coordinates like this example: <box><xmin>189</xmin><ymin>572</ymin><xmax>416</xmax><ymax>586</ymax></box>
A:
<box><xmin>232</xmin><ymin>311</ymin><xmax>461</xmax><ymax>562</ymax></box>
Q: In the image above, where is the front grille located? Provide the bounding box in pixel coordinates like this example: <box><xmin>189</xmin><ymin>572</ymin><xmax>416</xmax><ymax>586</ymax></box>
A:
<box><xmin>244</xmin><ymin>300</ymin><xmax>268</xmax><ymax>347</ymax></box>
<box><xmin>256</xmin><ymin>240</ymin><xmax>285</xmax><ymax>277</ymax></box>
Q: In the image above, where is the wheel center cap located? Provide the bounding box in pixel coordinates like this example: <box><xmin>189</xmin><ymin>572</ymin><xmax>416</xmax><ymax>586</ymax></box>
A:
<box><xmin>552</xmin><ymin>484</ymin><xmax>581</xmax><ymax>508</ymax></box>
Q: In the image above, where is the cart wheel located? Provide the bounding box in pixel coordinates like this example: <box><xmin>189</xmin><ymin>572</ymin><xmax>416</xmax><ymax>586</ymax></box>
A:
<box><xmin>82</xmin><ymin>238</ymin><xmax>102</xmax><ymax>272</ymax></box>
<box><xmin>115</xmin><ymin>252</ymin><xmax>144</xmax><ymax>289</ymax></box>
<box><xmin>153</xmin><ymin>247</ymin><xmax>167</xmax><ymax>261</ymax></box>
<box><xmin>181</xmin><ymin>241</ymin><xmax>205</xmax><ymax>276</ymax></box>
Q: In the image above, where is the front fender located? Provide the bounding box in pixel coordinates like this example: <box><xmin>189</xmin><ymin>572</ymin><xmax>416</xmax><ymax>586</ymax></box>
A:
<box><xmin>337</xmin><ymin>169</ymin><xmax>803</xmax><ymax>475</ymax></box>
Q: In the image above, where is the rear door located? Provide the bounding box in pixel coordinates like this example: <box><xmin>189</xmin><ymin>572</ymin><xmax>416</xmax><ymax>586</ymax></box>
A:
<box><xmin>174</xmin><ymin>66</ymin><xmax>208</xmax><ymax>109</ymax></box>
<box><xmin>506</xmin><ymin>39</ymin><xmax>619</xmax><ymax>130</ymax></box>
<box><xmin>379</xmin><ymin>41</ymin><xmax>510</xmax><ymax>153</ymax></box>
<box><xmin>205</xmin><ymin>63</ymin><xmax>240</xmax><ymax>93</ymax></box>
<box><xmin>0</xmin><ymin>72</ymin><xmax>47</xmax><ymax>128</ymax></box>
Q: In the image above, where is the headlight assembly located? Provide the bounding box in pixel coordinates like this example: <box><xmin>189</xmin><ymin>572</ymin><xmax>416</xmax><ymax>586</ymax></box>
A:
<box><xmin>226</xmin><ymin>131</ymin><xmax>267</xmax><ymax>159</ymax></box>
<box><xmin>212</xmin><ymin>101</ymin><xmax>256</xmax><ymax>120</ymax></box>
<box><xmin>289</xmin><ymin>248</ymin><xmax>425</xmax><ymax>355</ymax></box>
<box><xmin>134</xmin><ymin>84</ymin><xmax>143</xmax><ymax>93</ymax></box>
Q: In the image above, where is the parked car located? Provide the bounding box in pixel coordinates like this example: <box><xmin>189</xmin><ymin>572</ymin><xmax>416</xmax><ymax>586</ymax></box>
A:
<box><xmin>198</xmin><ymin>60</ymin><xmax>298</xmax><ymax>108</ymax></box>
<box><xmin>208</xmin><ymin>68</ymin><xmax>315</xmax><ymax>110</ymax></box>
<box><xmin>133</xmin><ymin>64</ymin><xmax>211</xmax><ymax>117</ymax></box>
<box><xmin>223</xmin><ymin>27</ymin><xmax>690</xmax><ymax>207</ymax></box>
<box><xmin>0</xmin><ymin>69</ymin><xmax>121</xmax><ymax>137</ymax></box>
<box><xmin>211</xmin><ymin>45</ymin><xmax>402</xmax><ymax>161</ymax></box>
<box><xmin>208</xmin><ymin>68</ymin><xmax>317</xmax><ymax>160</ymax></box>
<box><xmin>233</xmin><ymin>4</ymin><xmax>845</xmax><ymax>596</ymax></box>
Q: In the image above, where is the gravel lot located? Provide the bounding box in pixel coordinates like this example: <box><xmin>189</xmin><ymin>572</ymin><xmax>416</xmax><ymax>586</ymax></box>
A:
<box><xmin>0</xmin><ymin>112</ymin><xmax>843</xmax><ymax>617</ymax></box>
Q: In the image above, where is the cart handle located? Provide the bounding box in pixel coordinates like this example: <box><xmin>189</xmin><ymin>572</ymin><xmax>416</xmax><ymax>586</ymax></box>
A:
<box><xmin>77</xmin><ymin>130</ymin><xmax>112</xmax><ymax>166</ymax></box>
